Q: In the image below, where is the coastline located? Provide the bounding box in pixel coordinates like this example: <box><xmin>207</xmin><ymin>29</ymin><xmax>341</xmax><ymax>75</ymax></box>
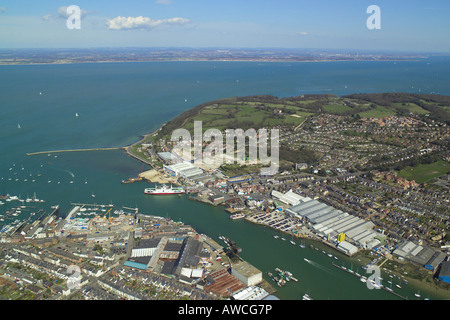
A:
<box><xmin>122</xmin><ymin>125</ymin><xmax>163</xmax><ymax>167</ymax></box>
<box><xmin>120</xmin><ymin>98</ymin><xmax>450</xmax><ymax>301</ymax></box>
<box><xmin>0</xmin><ymin>58</ymin><xmax>422</xmax><ymax>67</ymax></box>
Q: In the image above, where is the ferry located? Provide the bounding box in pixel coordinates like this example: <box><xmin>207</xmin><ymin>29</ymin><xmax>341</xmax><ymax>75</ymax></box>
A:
<box><xmin>144</xmin><ymin>184</ymin><xmax>185</xmax><ymax>195</ymax></box>
<box><xmin>230</xmin><ymin>213</ymin><xmax>245</xmax><ymax>220</ymax></box>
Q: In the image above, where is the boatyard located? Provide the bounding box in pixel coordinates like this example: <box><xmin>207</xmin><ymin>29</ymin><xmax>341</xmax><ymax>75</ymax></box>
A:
<box><xmin>139</xmin><ymin>169</ymin><xmax>174</xmax><ymax>184</ymax></box>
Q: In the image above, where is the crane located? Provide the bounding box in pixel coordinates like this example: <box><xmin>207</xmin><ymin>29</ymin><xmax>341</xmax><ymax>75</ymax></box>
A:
<box><xmin>103</xmin><ymin>208</ymin><xmax>112</xmax><ymax>224</ymax></box>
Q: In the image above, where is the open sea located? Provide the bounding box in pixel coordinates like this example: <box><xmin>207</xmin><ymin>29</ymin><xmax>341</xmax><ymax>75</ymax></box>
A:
<box><xmin>1</xmin><ymin>57</ymin><xmax>450</xmax><ymax>300</ymax></box>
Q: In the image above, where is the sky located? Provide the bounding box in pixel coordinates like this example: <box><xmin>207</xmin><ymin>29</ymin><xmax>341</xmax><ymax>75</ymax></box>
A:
<box><xmin>0</xmin><ymin>0</ymin><xmax>449</xmax><ymax>52</ymax></box>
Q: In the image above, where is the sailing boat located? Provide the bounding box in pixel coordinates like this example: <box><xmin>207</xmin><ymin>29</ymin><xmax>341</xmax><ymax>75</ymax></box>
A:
<box><xmin>75</xmin><ymin>113</ymin><xmax>79</xmax><ymax>118</ymax></box>
<box><xmin>289</xmin><ymin>234</ymin><xmax>296</xmax><ymax>245</ymax></box>
<box><xmin>18</xmin><ymin>124</ymin><xmax>21</xmax><ymax>129</ymax></box>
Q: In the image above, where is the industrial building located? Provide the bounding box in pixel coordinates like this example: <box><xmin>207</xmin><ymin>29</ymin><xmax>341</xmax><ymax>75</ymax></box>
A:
<box><xmin>393</xmin><ymin>240</ymin><xmax>446</xmax><ymax>271</ymax></box>
<box><xmin>337</xmin><ymin>241</ymin><xmax>359</xmax><ymax>256</ymax></box>
<box><xmin>164</xmin><ymin>162</ymin><xmax>204</xmax><ymax>178</ymax></box>
<box><xmin>271</xmin><ymin>189</ymin><xmax>311</xmax><ymax>207</ymax></box>
<box><xmin>285</xmin><ymin>197</ymin><xmax>383</xmax><ymax>250</ymax></box>
<box><xmin>231</xmin><ymin>260</ymin><xmax>263</xmax><ymax>287</ymax></box>
<box><xmin>438</xmin><ymin>260</ymin><xmax>450</xmax><ymax>284</ymax></box>
<box><xmin>157</xmin><ymin>152</ymin><xmax>174</xmax><ymax>163</ymax></box>
<box><xmin>124</xmin><ymin>236</ymin><xmax>208</xmax><ymax>281</ymax></box>
<box><xmin>232</xmin><ymin>286</ymin><xmax>269</xmax><ymax>300</ymax></box>
<box><xmin>163</xmin><ymin>162</ymin><xmax>215</xmax><ymax>185</ymax></box>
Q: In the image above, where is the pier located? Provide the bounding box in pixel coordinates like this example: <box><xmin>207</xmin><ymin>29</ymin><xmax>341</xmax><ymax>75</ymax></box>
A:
<box><xmin>70</xmin><ymin>203</ymin><xmax>114</xmax><ymax>208</ymax></box>
<box><xmin>26</xmin><ymin>147</ymin><xmax>123</xmax><ymax>156</ymax></box>
<box><xmin>331</xmin><ymin>262</ymin><xmax>409</xmax><ymax>300</ymax></box>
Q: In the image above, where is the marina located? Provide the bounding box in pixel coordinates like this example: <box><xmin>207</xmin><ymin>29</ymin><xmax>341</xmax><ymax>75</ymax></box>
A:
<box><xmin>331</xmin><ymin>262</ymin><xmax>409</xmax><ymax>300</ymax></box>
<box><xmin>267</xmin><ymin>267</ymin><xmax>298</xmax><ymax>287</ymax></box>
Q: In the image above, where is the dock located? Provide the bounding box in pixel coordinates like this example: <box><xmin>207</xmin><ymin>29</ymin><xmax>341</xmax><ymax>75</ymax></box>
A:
<box><xmin>26</xmin><ymin>147</ymin><xmax>123</xmax><ymax>156</ymax></box>
<box><xmin>331</xmin><ymin>262</ymin><xmax>408</xmax><ymax>300</ymax></box>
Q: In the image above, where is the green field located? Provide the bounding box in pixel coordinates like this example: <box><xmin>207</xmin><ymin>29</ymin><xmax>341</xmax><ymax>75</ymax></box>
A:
<box><xmin>323</xmin><ymin>104</ymin><xmax>353</xmax><ymax>114</ymax></box>
<box><xmin>358</xmin><ymin>105</ymin><xmax>397</xmax><ymax>118</ymax></box>
<box><xmin>397</xmin><ymin>160</ymin><xmax>450</xmax><ymax>184</ymax></box>
<box><xmin>391</xmin><ymin>103</ymin><xmax>430</xmax><ymax>115</ymax></box>
<box><xmin>182</xmin><ymin>102</ymin><xmax>307</xmax><ymax>132</ymax></box>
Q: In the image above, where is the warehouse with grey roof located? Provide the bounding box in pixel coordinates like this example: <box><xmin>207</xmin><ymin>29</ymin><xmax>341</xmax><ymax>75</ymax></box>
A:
<box><xmin>285</xmin><ymin>196</ymin><xmax>384</xmax><ymax>250</ymax></box>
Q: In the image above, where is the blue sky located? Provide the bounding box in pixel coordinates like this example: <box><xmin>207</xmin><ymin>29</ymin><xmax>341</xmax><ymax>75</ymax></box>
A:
<box><xmin>0</xmin><ymin>0</ymin><xmax>449</xmax><ymax>52</ymax></box>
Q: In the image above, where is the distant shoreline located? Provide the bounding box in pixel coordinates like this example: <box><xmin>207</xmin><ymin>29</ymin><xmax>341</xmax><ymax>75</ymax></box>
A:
<box><xmin>0</xmin><ymin>58</ymin><xmax>422</xmax><ymax>66</ymax></box>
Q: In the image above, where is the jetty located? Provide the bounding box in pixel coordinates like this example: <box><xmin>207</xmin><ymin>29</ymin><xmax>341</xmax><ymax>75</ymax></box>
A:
<box><xmin>26</xmin><ymin>147</ymin><xmax>123</xmax><ymax>156</ymax></box>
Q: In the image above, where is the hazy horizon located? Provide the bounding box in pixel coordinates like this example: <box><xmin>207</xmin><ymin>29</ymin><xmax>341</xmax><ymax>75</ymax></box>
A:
<box><xmin>1</xmin><ymin>1</ymin><xmax>449</xmax><ymax>53</ymax></box>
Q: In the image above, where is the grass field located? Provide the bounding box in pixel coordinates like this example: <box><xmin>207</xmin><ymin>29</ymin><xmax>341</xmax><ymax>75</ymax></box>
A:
<box><xmin>358</xmin><ymin>105</ymin><xmax>397</xmax><ymax>118</ymax></box>
<box><xmin>323</xmin><ymin>104</ymin><xmax>353</xmax><ymax>114</ymax></box>
<box><xmin>182</xmin><ymin>102</ymin><xmax>307</xmax><ymax>132</ymax></box>
<box><xmin>397</xmin><ymin>160</ymin><xmax>450</xmax><ymax>184</ymax></box>
<box><xmin>391</xmin><ymin>103</ymin><xmax>430</xmax><ymax>115</ymax></box>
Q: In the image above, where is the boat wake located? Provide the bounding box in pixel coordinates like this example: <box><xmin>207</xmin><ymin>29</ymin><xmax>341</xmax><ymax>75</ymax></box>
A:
<box><xmin>66</xmin><ymin>170</ymin><xmax>75</xmax><ymax>178</ymax></box>
<box><xmin>50</xmin><ymin>165</ymin><xmax>76</xmax><ymax>178</ymax></box>
<box><xmin>304</xmin><ymin>258</ymin><xmax>332</xmax><ymax>274</ymax></box>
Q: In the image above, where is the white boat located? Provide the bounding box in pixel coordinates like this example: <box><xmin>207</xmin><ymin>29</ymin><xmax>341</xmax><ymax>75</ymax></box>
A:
<box><xmin>302</xmin><ymin>294</ymin><xmax>312</xmax><ymax>300</ymax></box>
<box><xmin>230</xmin><ymin>213</ymin><xmax>245</xmax><ymax>220</ymax></box>
<box><xmin>144</xmin><ymin>184</ymin><xmax>185</xmax><ymax>195</ymax></box>
<box><xmin>290</xmin><ymin>240</ymin><xmax>296</xmax><ymax>245</ymax></box>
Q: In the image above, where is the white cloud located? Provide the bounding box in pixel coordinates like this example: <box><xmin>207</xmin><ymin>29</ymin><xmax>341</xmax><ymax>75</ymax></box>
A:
<box><xmin>42</xmin><ymin>14</ymin><xmax>52</xmax><ymax>21</ymax></box>
<box><xmin>0</xmin><ymin>7</ymin><xmax>7</xmax><ymax>13</ymax></box>
<box><xmin>298</xmin><ymin>31</ymin><xmax>308</xmax><ymax>36</ymax></box>
<box><xmin>57</xmin><ymin>6</ymin><xmax>88</xmax><ymax>19</ymax></box>
<box><xmin>42</xmin><ymin>6</ymin><xmax>89</xmax><ymax>22</ymax></box>
<box><xmin>106</xmin><ymin>16</ymin><xmax>190</xmax><ymax>30</ymax></box>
